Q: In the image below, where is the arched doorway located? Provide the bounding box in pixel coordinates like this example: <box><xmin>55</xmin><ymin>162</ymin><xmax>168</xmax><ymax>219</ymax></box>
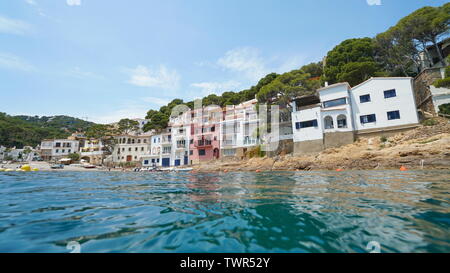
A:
<box><xmin>213</xmin><ymin>148</ymin><xmax>219</xmax><ymax>159</ymax></box>
<box><xmin>81</xmin><ymin>156</ymin><xmax>90</xmax><ymax>163</ymax></box>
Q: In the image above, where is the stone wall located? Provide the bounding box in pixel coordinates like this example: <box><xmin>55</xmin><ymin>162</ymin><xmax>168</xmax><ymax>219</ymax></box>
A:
<box><xmin>266</xmin><ymin>139</ymin><xmax>293</xmax><ymax>157</ymax></box>
<box><xmin>413</xmin><ymin>68</ymin><xmax>444</xmax><ymax>116</ymax></box>
<box><xmin>324</xmin><ymin>131</ymin><xmax>355</xmax><ymax>149</ymax></box>
<box><xmin>293</xmin><ymin>139</ymin><xmax>324</xmax><ymax>155</ymax></box>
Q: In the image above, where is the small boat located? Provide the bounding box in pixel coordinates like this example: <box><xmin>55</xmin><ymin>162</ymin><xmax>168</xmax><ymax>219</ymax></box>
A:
<box><xmin>83</xmin><ymin>164</ymin><xmax>96</xmax><ymax>169</ymax></box>
<box><xmin>50</xmin><ymin>164</ymin><xmax>64</xmax><ymax>169</ymax></box>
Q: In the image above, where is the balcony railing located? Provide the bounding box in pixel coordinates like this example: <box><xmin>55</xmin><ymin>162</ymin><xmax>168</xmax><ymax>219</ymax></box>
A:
<box><xmin>195</xmin><ymin>140</ymin><xmax>212</xmax><ymax>147</ymax></box>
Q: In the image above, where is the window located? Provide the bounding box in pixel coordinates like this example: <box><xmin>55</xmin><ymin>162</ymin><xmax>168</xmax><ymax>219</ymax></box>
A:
<box><xmin>360</xmin><ymin>114</ymin><xmax>376</xmax><ymax>124</ymax></box>
<box><xmin>144</xmin><ymin>160</ymin><xmax>149</xmax><ymax>165</ymax></box>
<box><xmin>129</xmin><ymin>148</ymin><xmax>132</xmax><ymax>152</ymax></box>
<box><xmin>137</xmin><ymin>139</ymin><xmax>141</xmax><ymax>144</ymax></box>
<box><xmin>224</xmin><ymin>149</ymin><xmax>236</xmax><ymax>156</ymax></box>
<box><xmin>324</xmin><ymin>116</ymin><xmax>334</xmax><ymax>129</ymax></box>
<box><xmin>384</xmin><ymin>89</ymin><xmax>396</xmax><ymax>98</ymax></box>
<box><xmin>190</xmin><ymin>139</ymin><xmax>193</xmax><ymax>144</ymax></box>
<box><xmin>199</xmin><ymin>149</ymin><xmax>206</xmax><ymax>156</ymax></box>
<box><xmin>323</xmin><ymin>98</ymin><xmax>346</xmax><ymax>108</ymax></box>
<box><xmin>387</xmin><ymin>110</ymin><xmax>400</xmax><ymax>120</ymax></box>
<box><xmin>211</xmin><ymin>126</ymin><xmax>215</xmax><ymax>132</ymax></box>
<box><xmin>189</xmin><ymin>150</ymin><xmax>193</xmax><ymax>155</ymax></box>
<box><xmin>141</xmin><ymin>147</ymin><xmax>144</xmax><ymax>151</ymax></box>
<box><xmin>337</xmin><ymin>115</ymin><xmax>347</xmax><ymax>128</ymax></box>
<box><xmin>62</xmin><ymin>149</ymin><xmax>65</xmax><ymax>153</ymax></box>
<box><xmin>360</xmin><ymin>94</ymin><xmax>371</xmax><ymax>103</ymax></box>
<box><xmin>55</xmin><ymin>149</ymin><xmax>59</xmax><ymax>153</ymax></box>
<box><xmin>295</xmin><ymin>119</ymin><xmax>318</xmax><ymax>129</ymax></box>
<box><xmin>135</xmin><ymin>147</ymin><xmax>138</xmax><ymax>151</ymax></box>
<box><xmin>68</xmin><ymin>149</ymin><xmax>71</xmax><ymax>153</ymax></box>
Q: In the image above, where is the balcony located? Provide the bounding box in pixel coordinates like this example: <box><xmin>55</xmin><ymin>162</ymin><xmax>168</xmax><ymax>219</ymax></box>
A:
<box><xmin>195</xmin><ymin>140</ymin><xmax>212</xmax><ymax>147</ymax></box>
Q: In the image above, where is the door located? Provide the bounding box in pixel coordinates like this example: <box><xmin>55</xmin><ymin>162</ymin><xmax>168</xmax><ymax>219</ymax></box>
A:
<box><xmin>184</xmin><ymin>156</ymin><xmax>188</xmax><ymax>165</ymax></box>
<box><xmin>126</xmin><ymin>155</ymin><xmax>132</xmax><ymax>162</ymax></box>
<box><xmin>174</xmin><ymin>159</ymin><xmax>180</xmax><ymax>166</ymax></box>
<box><xmin>162</xmin><ymin>158</ymin><xmax>170</xmax><ymax>167</ymax></box>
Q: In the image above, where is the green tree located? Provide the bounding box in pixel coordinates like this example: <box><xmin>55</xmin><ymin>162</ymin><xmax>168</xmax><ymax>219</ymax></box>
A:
<box><xmin>117</xmin><ymin>119</ymin><xmax>139</xmax><ymax>134</ymax></box>
<box><xmin>324</xmin><ymin>38</ymin><xmax>384</xmax><ymax>86</ymax></box>
<box><xmin>143</xmin><ymin>112</ymin><xmax>169</xmax><ymax>132</ymax></box>
<box><xmin>68</xmin><ymin>153</ymin><xmax>80</xmax><ymax>162</ymax></box>
<box><xmin>396</xmin><ymin>4</ymin><xmax>450</xmax><ymax>67</ymax></box>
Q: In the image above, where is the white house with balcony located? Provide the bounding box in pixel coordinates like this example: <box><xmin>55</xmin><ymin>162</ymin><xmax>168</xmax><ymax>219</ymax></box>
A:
<box><xmin>112</xmin><ymin>133</ymin><xmax>151</xmax><ymax>165</ymax></box>
<box><xmin>220</xmin><ymin>99</ymin><xmax>260</xmax><ymax>160</ymax></box>
<box><xmin>291</xmin><ymin>77</ymin><xmax>419</xmax><ymax>154</ymax></box>
<box><xmin>80</xmin><ymin>139</ymin><xmax>105</xmax><ymax>165</ymax></box>
<box><xmin>39</xmin><ymin>139</ymin><xmax>80</xmax><ymax>161</ymax></box>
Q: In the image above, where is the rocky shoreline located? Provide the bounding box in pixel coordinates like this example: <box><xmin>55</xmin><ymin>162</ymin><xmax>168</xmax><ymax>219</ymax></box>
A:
<box><xmin>194</xmin><ymin>119</ymin><xmax>450</xmax><ymax>172</ymax></box>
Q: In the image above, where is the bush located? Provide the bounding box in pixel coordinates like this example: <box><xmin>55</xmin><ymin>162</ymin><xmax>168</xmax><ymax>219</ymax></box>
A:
<box><xmin>438</xmin><ymin>103</ymin><xmax>450</xmax><ymax>116</ymax></box>
<box><xmin>380</xmin><ymin>136</ymin><xmax>387</xmax><ymax>143</ymax></box>
<box><xmin>68</xmin><ymin>153</ymin><xmax>80</xmax><ymax>162</ymax></box>
<box><xmin>433</xmin><ymin>77</ymin><xmax>450</xmax><ymax>88</ymax></box>
<box><xmin>422</xmin><ymin>119</ymin><xmax>438</xmax><ymax>126</ymax></box>
<box><xmin>246</xmin><ymin>145</ymin><xmax>265</xmax><ymax>158</ymax></box>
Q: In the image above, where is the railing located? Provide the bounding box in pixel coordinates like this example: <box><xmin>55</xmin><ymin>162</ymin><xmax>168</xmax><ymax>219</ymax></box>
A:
<box><xmin>195</xmin><ymin>140</ymin><xmax>212</xmax><ymax>147</ymax></box>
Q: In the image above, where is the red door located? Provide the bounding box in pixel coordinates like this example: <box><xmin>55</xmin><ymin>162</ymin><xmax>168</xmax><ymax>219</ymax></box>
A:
<box><xmin>126</xmin><ymin>155</ymin><xmax>132</xmax><ymax>162</ymax></box>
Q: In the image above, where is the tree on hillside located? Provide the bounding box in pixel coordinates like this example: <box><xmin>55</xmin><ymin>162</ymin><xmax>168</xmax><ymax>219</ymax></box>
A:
<box><xmin>117</xmin><ymin>119</ymin><xmax>139</xmax><ymax>135</ymax></box>
<box><xmin>375</xmin><ymin>26</ymin><xmax>421</xmax><ymax>76</ymax></box>
<box><xmin>143</xmin><ymin>112</ymin><xmax>169</xmax><ymax>132</ymax></box>
<box><xmin>396</xmin><ymin>4</ymin><xmax>450</xmax><ymax>67</ymax></box>
<box><xmin>256</xmin><ymin>68</ymin><xmax>321</xmax><ymax>121</ymax></box>
<box><xmin>324</xmin><ymin>38</ymin><xmax>384</xmax><ymax>86</ymax></box>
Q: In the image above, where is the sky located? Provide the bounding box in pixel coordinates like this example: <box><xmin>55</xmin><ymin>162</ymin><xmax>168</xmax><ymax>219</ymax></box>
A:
<box><xmin>0</xmin><ymin>0</ymin><xmax>448</xmax><ymax>124</ymax></box>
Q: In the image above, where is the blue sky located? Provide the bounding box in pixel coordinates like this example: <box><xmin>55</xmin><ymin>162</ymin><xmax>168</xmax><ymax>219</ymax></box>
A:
<box><xmin>0</xmin><ymin>0</ymin><xmax>448</xmax><ymax>124</ymax></box>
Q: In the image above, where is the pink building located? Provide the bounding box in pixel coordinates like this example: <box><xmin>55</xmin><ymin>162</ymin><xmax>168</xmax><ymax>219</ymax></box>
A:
<box><xmin>188</xmin><ymin>106</ymin><xmax>221</xmax><ymax>165</ymax></box>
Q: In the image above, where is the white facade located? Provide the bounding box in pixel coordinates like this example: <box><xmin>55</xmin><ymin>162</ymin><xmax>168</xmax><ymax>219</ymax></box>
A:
<box><xmin>350</xmin><ymin>78</ymin><xmax>419</xmax><ymax>132</ymax></box>
<box><xmin>220</xmin><ymin>99</ymin><xmax>260</xmax><ymax>157</ymax></box>
<box><xmin>291</xmin><ymin>105</ymin><xmax>323</xmax><ymax>142</ymax></box>
<box><xmin>112</xmin><ymin>134</ymin><xmax>151</xmax><ymax>164</ymax></box>
<box><xmin>141</xmin><ymin>134</ymin><xmax>162</xmax><ymax>167</ymax></box>
<box><xmin>40</xmin><ymin>139</ymin><xmax>80</xmax><ymax>161</ymax></box>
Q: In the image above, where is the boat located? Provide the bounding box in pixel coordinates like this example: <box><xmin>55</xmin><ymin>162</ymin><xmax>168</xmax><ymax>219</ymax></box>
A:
<box><xmin>83</xmin><ymin>164</ymin><xmax>96</xmax><ymax>169</ymax></box>
<box><xmin>50</xmin><ymin>164</ymin><xmax>64</xmax><ymax>169</ymax></box>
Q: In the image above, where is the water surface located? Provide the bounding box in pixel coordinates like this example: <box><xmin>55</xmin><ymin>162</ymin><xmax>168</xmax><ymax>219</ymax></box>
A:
<box><xmin>0</xmin><ymin>170</ymin><xmax>449</xmax><ymax>253</ymax></box>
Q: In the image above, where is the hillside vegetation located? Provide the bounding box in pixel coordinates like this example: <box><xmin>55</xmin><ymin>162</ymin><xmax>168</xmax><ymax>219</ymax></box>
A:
<box><xmin>0</xmin><ymin>113</ymin><xmax>95</xmax><ymax>148</ymax></box>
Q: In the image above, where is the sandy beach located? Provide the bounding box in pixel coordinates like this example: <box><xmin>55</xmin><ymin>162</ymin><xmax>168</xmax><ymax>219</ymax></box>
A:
<box><xmin>0</xmin><ymin>161</ymin><xmax>113</xmax><ymax>172</ymax></box>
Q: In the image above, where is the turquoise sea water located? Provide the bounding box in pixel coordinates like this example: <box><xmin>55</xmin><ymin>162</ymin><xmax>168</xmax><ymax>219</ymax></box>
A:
<box><xmin>0</xmin><ymin>170</ymin><xmax>449</xmax><ymax>253</ymax></box>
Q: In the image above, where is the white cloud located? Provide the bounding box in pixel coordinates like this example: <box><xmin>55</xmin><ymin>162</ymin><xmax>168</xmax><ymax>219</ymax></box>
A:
<box><xmin>25</xmin><ymin>0</ymin><xmax>37</xmax><ymax>5</ymax></box>
<box><xmin>0</xmin><ymin>52</ymin><xmax>34</xmax><ymax>72</ymax></box>
<box><xmin>126</xmin><ymin>65</ymin><xmax>180</xmax><ymax>90</ymax></box>
<box><xmin>66</xmin><ymin>0</ymin><xmax>81</xmax><ymax>6</ymax></box>
<box><xmin>191</xmin><ymin>80</ymin><xmax>241</xmax><ymax>96</ymax></box>
<box><xmin>217</xmin><ymin>47</ymin><xmax>267</xmax><ymax>82</ymax></box>
<box><xmin>366</xmin><ymin>0</ymin><xmax>381</xmax><ymax>6</ymax></box>
<box><xmin>0</xmin><ymin>16</ymin><xmax>31</xmax><ymax>35</ymax></box>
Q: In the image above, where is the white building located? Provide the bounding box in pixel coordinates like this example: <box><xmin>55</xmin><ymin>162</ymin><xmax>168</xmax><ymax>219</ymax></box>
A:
<box><xmin>40</xmin><ymin>139</ymin><xmax>80</xmax><ymax>161</ymax></box>
<box><xmin>220</xmin><ymin>99</ymin><xmax>260</xmax><ymax>159</ymax></box>
<box><xmin>141</xmin><ymin>134</ymin><xmax>162</xmax><ymax>167</ymax></box>
<box><xmin>291</xmin><ymin>77</ymin><xmax>419</xmax><ymax>154</ymax></box>
<box><xmin>112</xmin><ymin>133</ymin><xmax>151</xmax><ymax>165</ymax></box>
<box><xmin>80</xmin><ymin>139</ymin><xmax>105</xmax><ymax>165</ymax></box>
